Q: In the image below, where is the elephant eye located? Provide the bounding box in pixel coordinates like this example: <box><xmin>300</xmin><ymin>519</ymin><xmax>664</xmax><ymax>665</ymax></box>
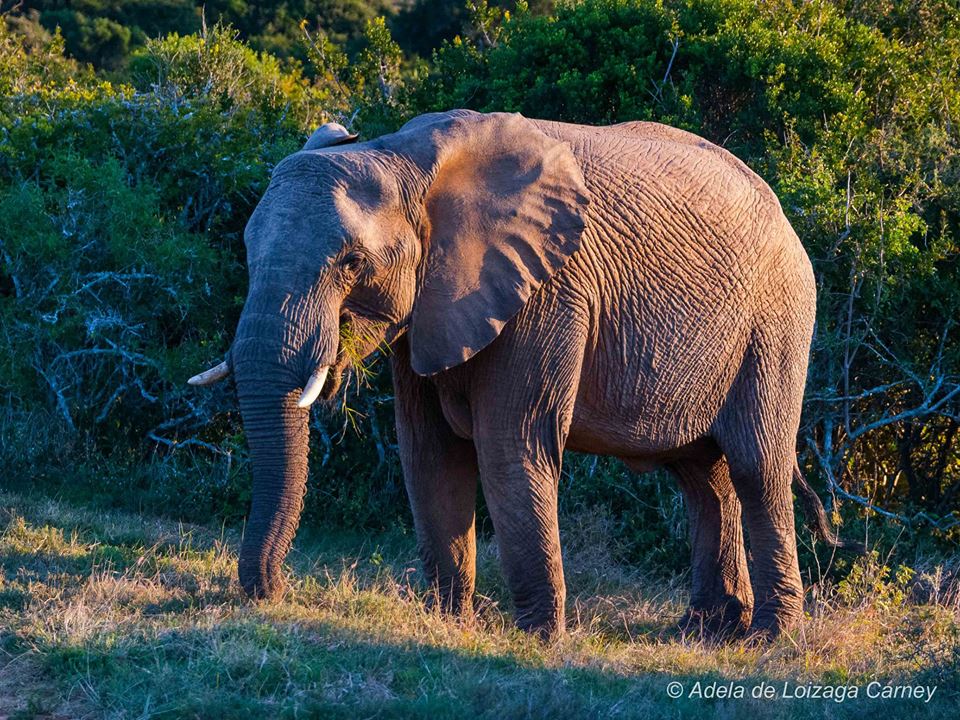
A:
<box><xmin>341</xmin><ymin>253</ymin><xmax>366</xmax><ymax>277</ymax></box>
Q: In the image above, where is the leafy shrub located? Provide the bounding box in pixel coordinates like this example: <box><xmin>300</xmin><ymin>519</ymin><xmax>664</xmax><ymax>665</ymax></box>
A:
<box><xmin>301</xmin><ymin>16</ymin><xmax>415</xmax><ymax>137</ymax></box>
<box><xmin>16</xmin><ymin>0</ymin><xmax>395</xmax><ymax>69</ymax></box>
<box><xmin>559</xmin><ymin>456</ymin><xmax>689</xmax><ymax>573</ymax></box>
<box><xmin>836</xmin><ymin>551</ymin><xmax>916</xmax><ymax>610</ymax></box>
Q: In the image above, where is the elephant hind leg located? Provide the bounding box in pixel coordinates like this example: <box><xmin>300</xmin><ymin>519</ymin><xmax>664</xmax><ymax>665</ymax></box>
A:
<box><xmin>669</xmin><ymin>449</ymin><xmax>753</xmax><ymax>638</ymax></box>
<box><xmin>714</xmin><ymin>341</ymin><xmax>807</xmax><ymax>637</ymax></box>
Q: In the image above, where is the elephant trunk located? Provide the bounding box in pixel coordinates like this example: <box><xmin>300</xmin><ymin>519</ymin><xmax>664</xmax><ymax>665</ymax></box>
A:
<box><xmin>235</xmin><ymin>377</ymin><xmax>311</xmax><ymax>600</ymax></box>
<box><xmin>229</xmin><ymin>274</ymin><xmax>339</xmax><ymax>600</ymax></box>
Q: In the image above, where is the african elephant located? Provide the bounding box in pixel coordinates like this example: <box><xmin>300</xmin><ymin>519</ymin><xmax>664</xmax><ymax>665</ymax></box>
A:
<box><xmin>189</xmin><ymin>109</ymin><xmax>853</xmax><ymax>639</ymax></box>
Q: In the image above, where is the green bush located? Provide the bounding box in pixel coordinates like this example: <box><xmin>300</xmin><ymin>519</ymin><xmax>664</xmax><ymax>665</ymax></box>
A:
<box><xmin>17</xmin><ymin>0</ymin><xmax>395</xmax><ymax>69</ymax></box>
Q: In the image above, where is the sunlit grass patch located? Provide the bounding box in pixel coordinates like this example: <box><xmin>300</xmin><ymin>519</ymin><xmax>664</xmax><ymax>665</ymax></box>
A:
<box><xmin>0</xmin><ymin>491</ymin><xmax>957</xmax><ymax>719</ymax></box>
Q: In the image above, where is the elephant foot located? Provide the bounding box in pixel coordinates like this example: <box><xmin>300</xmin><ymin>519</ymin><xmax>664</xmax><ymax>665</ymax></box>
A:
<box><xmin>424</xmin><ymin>582</ymin><xmax>474</xmax><ymax>618</ymax></box>
<box><xmin>514</xmin><ymin>604</ymin><xmax>565</xmax><ymax>642</ymax></box>
<box><xmin>678</xmin><ymin>596</ymin><xmax>752</xmax><ymax>640</ymax></box>
<box><xmin>746</xmin><ymin>601</ymin><xmax>802</xmax><ymax>641</ymax></box>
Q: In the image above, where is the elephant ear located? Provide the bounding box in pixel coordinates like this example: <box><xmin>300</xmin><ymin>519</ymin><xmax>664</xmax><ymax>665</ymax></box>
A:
<box><xmin>395</xmin><ymin>111</ymin><xmax>590</xmax><ymax>376</ymax></box>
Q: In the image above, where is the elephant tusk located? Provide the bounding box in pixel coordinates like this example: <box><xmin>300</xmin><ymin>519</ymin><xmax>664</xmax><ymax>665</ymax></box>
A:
<box><xmin>297</xmin><ymin>366</ymin><xmax>330</xmax><ymax>408</ymax></box>
<box><xmin>187</xmin><ymin>361</ymin><xmax>230</xmax><ymax>386</ymax></box>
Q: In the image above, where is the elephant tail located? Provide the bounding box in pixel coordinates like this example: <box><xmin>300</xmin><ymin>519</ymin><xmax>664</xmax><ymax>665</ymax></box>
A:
<box><xmin>793</xmin><ymin>463</ymin><xmax>865</xmax><ymax>553</ymax></box>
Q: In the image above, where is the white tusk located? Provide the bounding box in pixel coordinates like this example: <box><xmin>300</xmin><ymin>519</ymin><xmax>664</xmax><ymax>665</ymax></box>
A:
<box><xmin>297</xmin><ymin>366</ymin><xmax>330</xmax><ymax>408</ymax></box>
<box><xmin>188</xmin><ymin>361</ymin><xmax>230</xmax><ymax>386</ymax></box>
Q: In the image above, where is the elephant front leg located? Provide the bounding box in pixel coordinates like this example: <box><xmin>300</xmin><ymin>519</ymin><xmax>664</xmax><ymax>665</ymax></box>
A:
<box><xmin>405</xmin><ymin>441</ymin><xmax>479</xmax><ymax>615</ymax></box>
<box><xmin>393</xmin><ymin>345</ymin><xmax>479</xmax><ymax>616</ymax></box>
<box><xmin>477</xmin><ymin>452</ymin><xmax>566</xmax><ymax>639</ymax></box>
<box><xmin>670</xmin><ymin>453</ymin><xmax>753</xmax><ymax>638</ymax></box>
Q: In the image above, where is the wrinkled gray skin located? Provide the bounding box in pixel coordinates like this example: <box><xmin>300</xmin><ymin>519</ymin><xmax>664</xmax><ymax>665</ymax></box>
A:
<box><xmin>212</xmin><ymin>110</ymin><xmax>843</xmax><ymax>640</ymax></box>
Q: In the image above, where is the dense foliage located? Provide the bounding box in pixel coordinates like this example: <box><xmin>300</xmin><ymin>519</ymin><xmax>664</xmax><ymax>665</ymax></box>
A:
<box><xmin>1</xmin><ymin>0</ymin><xmax>958</xmax><ymax>574</ymax></box>
<box><xmin>12</xmin><ymin>0</ymin><xmax>532</xmax><ymax>68</ymax></box>
<box><xmin>14</xmin><ymin>0</ymin><xmax>394</xmax><ymax>67</ymax></box>
<box><xmin>0</xmin><ymin>21</ymin><xmax>406</xmax><ymax>528</ymax></box>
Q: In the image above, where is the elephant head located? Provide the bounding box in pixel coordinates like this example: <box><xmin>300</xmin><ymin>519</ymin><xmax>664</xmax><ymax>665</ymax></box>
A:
<box><xmin>188</xmin><ymin>110</ymin><xmax>589</xmax><ymax>600</ymax></box>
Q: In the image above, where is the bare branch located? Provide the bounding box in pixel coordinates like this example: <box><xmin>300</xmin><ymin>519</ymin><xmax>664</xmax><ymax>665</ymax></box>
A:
<box><xmin>33</xmin><ymin>363</ymin><xmax>75</xmax><ymax>431</ymax></box>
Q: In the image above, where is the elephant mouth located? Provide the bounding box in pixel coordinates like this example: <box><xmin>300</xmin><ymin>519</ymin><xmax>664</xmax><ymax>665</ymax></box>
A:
<box><xmin>315</xmin><ymin>313</ymin><xmax>394</xmax><ymax>404</ymax></box>
<box><xmin>314</xmin><ymin>314</ymin><xmax>366</xmax><ymax>403</ymax></box>
<box><xmin>318</xmin><ymin>364</ymin><xmax>345</xmax><ymax>401</ymax></box>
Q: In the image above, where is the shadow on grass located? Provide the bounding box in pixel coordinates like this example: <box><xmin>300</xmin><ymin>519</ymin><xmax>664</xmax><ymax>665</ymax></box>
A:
<box><xmin>13</xmin><ymin>615</ymin><xmax>955</xmax><ymax>720</ymax></box>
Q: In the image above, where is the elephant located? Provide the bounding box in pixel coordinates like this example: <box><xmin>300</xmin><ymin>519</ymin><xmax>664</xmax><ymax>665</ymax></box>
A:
<box><xmin>189</xmin><ymin>109</ymin><xmax>856</xmax><ymax>639</ymax></box>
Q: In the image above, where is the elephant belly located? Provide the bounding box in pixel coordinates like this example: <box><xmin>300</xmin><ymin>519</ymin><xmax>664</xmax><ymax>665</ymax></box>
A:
<box><xmin>562</xmin><ymin>233</ymin><xmax>756</xmax><ymax>457</ymax></box>
<box><xmin>566</xmin><ymin>312</ymin><xmax>749</xmax><ymax>458</ymax></box>
<box><xmin>566</xmin><ymin>386</ymin><xmax>724</xmax><ymax>459</ymax></box>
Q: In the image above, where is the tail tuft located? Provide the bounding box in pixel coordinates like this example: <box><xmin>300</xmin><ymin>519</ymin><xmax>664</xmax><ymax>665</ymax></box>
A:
<box><xmin>793</xmin><ymin>464</ymin><xmax>865</xmax><ymax>553</ymax></box>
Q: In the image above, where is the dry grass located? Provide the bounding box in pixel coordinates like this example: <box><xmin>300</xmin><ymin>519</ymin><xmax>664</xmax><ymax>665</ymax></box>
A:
<box><xmin>0</xmin><ymin>491</ymin><xmax>957</xmax><ymax>719</ymax></box>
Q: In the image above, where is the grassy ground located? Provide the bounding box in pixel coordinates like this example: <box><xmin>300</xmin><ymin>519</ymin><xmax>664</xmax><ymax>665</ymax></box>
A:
<box><xmin>0</xmin><ymin>491</ymin><xmax>957</xmax><ymax>719</ymax></box>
